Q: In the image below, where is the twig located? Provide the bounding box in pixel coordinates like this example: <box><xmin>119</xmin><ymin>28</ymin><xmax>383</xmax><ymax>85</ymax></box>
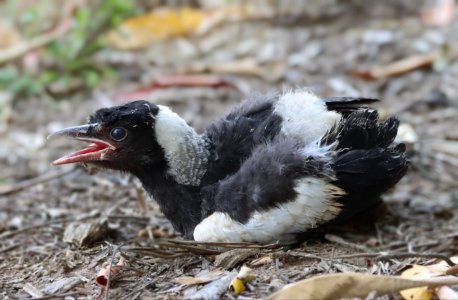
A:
<box><xmin>124</xmin><ymin>248</ymin><xmax>188</xmax><ymax>259</ymax></box>
<box><xmin>122</xmin><ymin>239</ymin><xmax>284</xmax><ymax>259</ymax></box>
<box><xmin>335</xmin><ymin>252</ymin><xmax>456</xmax><ymax>267</ymax></box>
<box><xmin>165</xmin><ymin>238</ymin><xmax>283</xmax><ymax>248</ymax></box>
<box><xmin>0</xmin><ymin>167</ymin><xmax>76</xmax><ymax>196</ymax></box>
<box><xmin>285</xmin><ymin>251</ymin><xmax>326</xmax><ymax>261</ymax></box>
<box><xmin>324</xmin><ymin>234</ymin><xmax>370</xmax><ymax>251</ymax></box>
<box><xmin>335</xmin><ymin>253</ymin><xmax>380</xmax><ymax>259</ymax></box>
<box><xmin>120</xmin><ymin>281</ymin><xmax>155</xmax><ymax>300</ymax></box>
<box><xmin>375</xmin><ymin>253</ymin><xmax>456</xmax><ymax>267</ymax></box>
<box><xmin>274</xmin><ymin>257</ymin><xmax>292</xmax><ymax>283</ymax></box>
<box><xmin>104</xmin><ymin>242</ymin><xmax>126</xmax><ymax>300</ymax></box>
<box><xmin>0</xmin><ymin>242</ymin><xmax>23</xmax><ymax>254</ymax></box>
<box><xmin>0</xmin><ymin>211</ymin><xmax>98</xmax><ymax>240</ymax></box>
<box><xmin>25</xmin><ymin>292</ymin><xmax>81</xmax><ymax>300</ymax></box>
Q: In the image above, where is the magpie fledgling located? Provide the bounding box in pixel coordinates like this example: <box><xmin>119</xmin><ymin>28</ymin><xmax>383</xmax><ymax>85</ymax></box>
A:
<box><xmin>50</xmin><ymin>91</ymin><xmax>407</xmax><ymax>243</ymax></box>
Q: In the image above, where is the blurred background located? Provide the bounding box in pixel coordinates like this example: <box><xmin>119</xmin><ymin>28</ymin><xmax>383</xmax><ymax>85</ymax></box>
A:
<box><xmin>0</xmin><ymin>0</ymin><xmax>457</xmax><ymax>298</ymax></box>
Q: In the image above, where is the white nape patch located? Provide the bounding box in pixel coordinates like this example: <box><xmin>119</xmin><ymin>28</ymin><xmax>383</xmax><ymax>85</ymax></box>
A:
<box><xmin>193</xmin><ymin>178</ymin><xmax>344</xmax><ymax>243</ymax></box>
<box><xmin>155</xmin><ymin>105</ymin><xmax>209</xmax><ymax>186</ymax></box>
<box><xmin>274</xmin><ymin>91</ymin><xmax>341</xmax><ymax>146</ymax></box>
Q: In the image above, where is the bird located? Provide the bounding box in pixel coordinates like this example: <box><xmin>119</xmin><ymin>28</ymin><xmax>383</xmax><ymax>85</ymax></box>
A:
<box><xmin>49</xmin><ymin>91</ymin><xmax>408</xmax><ymax>243</ymax></box>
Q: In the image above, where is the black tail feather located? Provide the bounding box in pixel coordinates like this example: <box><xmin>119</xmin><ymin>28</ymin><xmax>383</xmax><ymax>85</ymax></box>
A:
<box><xmin>336</xmin><ymin>110</ymin><xmax>400</xmax><ymax>151</ymax></box>
<box><xmin>330</xmin><ymin>109</ymin><xmax>408</xmax><ymax>221</ymax></box>
<box><xmin>324</xmin><ymin>97</ymin><xmax>379</xmax><ymax>115</ymax></box>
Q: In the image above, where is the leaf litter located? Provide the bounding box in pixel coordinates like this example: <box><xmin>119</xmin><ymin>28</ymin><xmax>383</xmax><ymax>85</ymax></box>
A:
<box><xmin>1</xmin><ymin>0</ymin><xmax>458</xmax><ymax>299</ymax></box>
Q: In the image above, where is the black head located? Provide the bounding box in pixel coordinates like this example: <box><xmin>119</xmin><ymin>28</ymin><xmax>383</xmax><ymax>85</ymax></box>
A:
<box><xmin>49</xmin><ymin>100</ymin><xmax>166</xmax><ymax>173</ymax></box>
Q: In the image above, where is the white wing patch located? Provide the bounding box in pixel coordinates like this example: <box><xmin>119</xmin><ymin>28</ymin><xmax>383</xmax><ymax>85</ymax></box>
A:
<box><xmin>193</xmin><ymin>177</ymin><xmax>344</xmax><ymax>243</ymax></box>
<box><xmin>274</xmin><ymin>91</ymin><xmax>341</xmax><ymax>146</ymax></box>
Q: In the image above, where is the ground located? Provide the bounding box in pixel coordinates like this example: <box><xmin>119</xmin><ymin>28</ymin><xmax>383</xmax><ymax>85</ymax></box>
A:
<box><xmin>0</xmin><ymin>1</ymin><xmax>457</xmax><ymax>299</ymax></box>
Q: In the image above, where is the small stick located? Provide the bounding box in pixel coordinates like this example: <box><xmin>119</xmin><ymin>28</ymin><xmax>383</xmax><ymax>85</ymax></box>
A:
<box><xmin>375</xmin><ymin>253</ymin><xmax>456</xmax><ymax>267</ymax></box>
<box><xmin>0</xmin><ymin>167</ymin><xmax>76</xmax><ymax>196</ymax></box>
<box><xmin>335</xmin><ymin>252</ymin><xmax>456</xmax><ymax>267</ymax></box>
<box><xmin>274</xmin><ymin>257</ymin><xmax>292</xmax><ymax>283</ymax></box>
<box><xmin>0</xmin><ymin>242</ymin><xmax>22</xmax><ymax>254</ymax></box>
<box><xmin>0</xmin><ymin>211</ymin><xmax>98</xmax><ymax>240</ymax></box>
<box><xmin>286</xmin><ymin>251</ymin><xmax>326</xmax><ymax>261</ymax></box>
<box><xmin>104</xmin><ymin>242</ymin><xmax>126</xmax><ymax>300</ymax></box>
<box><xmin>335</xmin><ymin>253</ymin><xmax>379</xmax><ymax>259</ymax></box>
<box><xmin>324</xmin><ymin>234</ymin><xmax>369</xmax><ymax>251</ymax></box>
<box><xmin>26</xmin><ymin>292</ymin><xmax>80</xmax><ymax>300</ymax></box>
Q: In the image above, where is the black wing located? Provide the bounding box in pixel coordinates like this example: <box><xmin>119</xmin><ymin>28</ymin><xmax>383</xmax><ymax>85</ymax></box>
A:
<box><xmin>201</xmin><ymin>96</ymin><xmax>282</xmax><ymax>185</ymax></box>
<box><xmin>324</xmin><ymin>97</ymin><xmax>379</xmax><ymax>114</ymax></box>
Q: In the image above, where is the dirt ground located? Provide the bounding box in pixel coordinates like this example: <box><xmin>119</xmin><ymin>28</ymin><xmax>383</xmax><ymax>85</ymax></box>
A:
<box><xmin>0</xmin><ymin>1</ymin><xmax>457</xmax><ymax>299</ymax></box>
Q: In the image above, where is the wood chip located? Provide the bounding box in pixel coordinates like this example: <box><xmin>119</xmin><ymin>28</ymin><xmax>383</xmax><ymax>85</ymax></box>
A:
<box><xmin>188</xmin><ymin>271</ymin><xmax>237</xmax><ymax>300</ymax></box>
<box><xmin>41</xmin><ymin>277</ymin><xmax>82</xmax><ymax>295</ymax></box>
<box><xmin>249</xmin><ymin>255</ymin><xmax>273</xmax><ymax>267</ymax></box>
<box><xmin>174</xmin><ymin>269</ymin><xmax>225</xmax><ymax>286</ymax></box>
<box><xmin>63</xmin><ymin>221</ymin><xmax>109</xmax><ymax>247</ymax></box>
<box><xmin>23</xmin><ymin>283</ymin><xmax>44</xmax><ymax>298</ymax></box>
<box><xmin>214</xmin><ymin>249</ymin><xmax>258</xmax><ymax>269</ymax></box>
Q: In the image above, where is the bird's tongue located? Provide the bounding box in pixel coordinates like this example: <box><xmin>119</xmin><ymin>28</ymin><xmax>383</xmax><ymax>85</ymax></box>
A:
<box><xmin>52</xmin><ymin>142</ymin><xmax>108</xmax><ymax>165</ymax></box>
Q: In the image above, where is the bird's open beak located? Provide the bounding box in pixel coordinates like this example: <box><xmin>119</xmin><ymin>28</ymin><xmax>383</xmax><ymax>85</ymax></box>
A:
<box><xmin>48</xmin><ymin>124</ymin><xmax>116</xmax><ymax>165</ymax></box>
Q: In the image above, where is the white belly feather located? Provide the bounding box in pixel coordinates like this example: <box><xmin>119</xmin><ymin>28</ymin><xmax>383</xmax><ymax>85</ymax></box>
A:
<box><xmin>193</xmin><ymin>178</ymin><xmax>344</xmax><ymax>243</ymax></box>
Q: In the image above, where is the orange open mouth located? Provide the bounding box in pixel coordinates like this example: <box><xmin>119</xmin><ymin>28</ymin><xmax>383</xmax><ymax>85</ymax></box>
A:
<box><xmin>52</xmin><ymin>137</ymin><xmax>115</xmax><ymax>165</ymax></box>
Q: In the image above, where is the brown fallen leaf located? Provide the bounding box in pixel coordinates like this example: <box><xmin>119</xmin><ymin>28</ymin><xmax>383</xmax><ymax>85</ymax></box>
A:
<box><xmin>96</xmin><ymin>257</ymin><xmax>125</xmax><ymax>287</ymax></box>
<box><xmin>267</xmin><ymin>273</ymin><xmax>458</xmax><ymax>300</ymax></box>
<box><xmin>352</xmin><ymin>53</ymin><xmax>437</xmax><ymax>80</ymax></box>
<box><xmin>174</xmin><ymin>269</ymin><xmax>224</xmax><ymax>286</ymax></box>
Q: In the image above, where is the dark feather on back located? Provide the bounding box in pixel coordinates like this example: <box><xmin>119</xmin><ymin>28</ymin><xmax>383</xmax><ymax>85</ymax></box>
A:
<box><xmin>201</xmin><ymin>96</ymin><xmax>282</xmax><ymax>185</ymax></box>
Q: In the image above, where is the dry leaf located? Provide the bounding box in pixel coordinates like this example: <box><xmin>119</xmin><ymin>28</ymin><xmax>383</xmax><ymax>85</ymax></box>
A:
<box><xmin>104</xmin><ymin>4</ymin><xmax>264</xmax><ymax>50</ymax></box>
<box><xmin>267</xmin><ymin>273</ymin><xmax>458</xmax><ymax>300</ymax></box>
<box><xmin>399</xmin><ymin>256</ymin><xmax>458</xmax><ymax>300</ymax></box>
<box><xmin>173</xmin><ymin>269</ymin><xmax>224</xmax><ymax>286</ymax></box>
<box><xmin>352</xmin><ymin>53</ymin><xmax>436</xmax><ymax>80</ymax></box>
<box><xmin>104</xmin><ymin>7</ymin><xmax>209</xmax><ymax>50</ymax></box>
<box><xmin>96</xmin><ymin>258</ymin><xmax>125</xmax><ymax>287</ymax></box>
<box><xmin>400</xmin><ymin>284</ymin><xmax>433</xmax><ymax>300</ymax></box>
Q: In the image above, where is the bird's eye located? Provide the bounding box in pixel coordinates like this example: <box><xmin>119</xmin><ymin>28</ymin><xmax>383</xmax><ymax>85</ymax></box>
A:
<box><xmin>110</xmin><ymin>127</ymin><xmax>127</xmax><ymax>141</ymax></box>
